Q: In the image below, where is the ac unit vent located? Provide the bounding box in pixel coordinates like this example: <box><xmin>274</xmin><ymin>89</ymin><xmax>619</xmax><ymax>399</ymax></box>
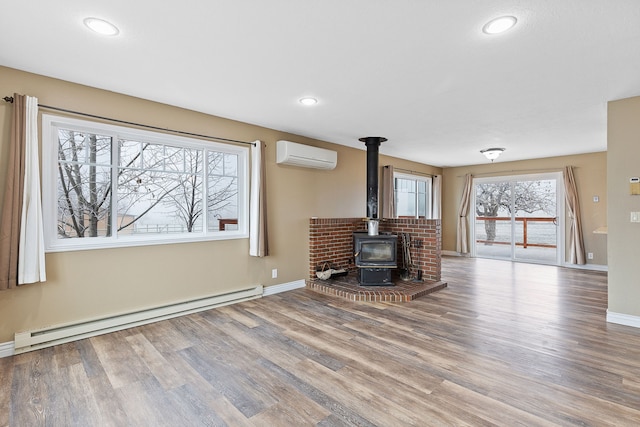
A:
<box><xmin>276</xmin><ymin>140</ymin><xmax>337</xmax><ymax>170</ymax></box>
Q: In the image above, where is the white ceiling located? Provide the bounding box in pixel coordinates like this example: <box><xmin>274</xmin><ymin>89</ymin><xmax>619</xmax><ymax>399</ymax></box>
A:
<box><xmin>1</xmin><ymin>1</ymin><xmax>639</xmax><ymax>167</ymax></box>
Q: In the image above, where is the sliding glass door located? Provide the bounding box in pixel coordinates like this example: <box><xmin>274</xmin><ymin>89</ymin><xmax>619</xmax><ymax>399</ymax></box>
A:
<box><xmin>472</xmin><ymin>172</ymin><xmax>563</xmax><ymax>265</ymax></box>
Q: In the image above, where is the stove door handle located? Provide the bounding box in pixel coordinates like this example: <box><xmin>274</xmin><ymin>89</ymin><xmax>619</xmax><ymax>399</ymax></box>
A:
<box><xmin>354</xmin><ymin>251</ymin><xmax>360</xmax><ymax>257</ymax></box>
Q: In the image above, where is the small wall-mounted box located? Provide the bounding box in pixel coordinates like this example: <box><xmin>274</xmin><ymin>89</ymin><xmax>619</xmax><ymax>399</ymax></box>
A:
<box><xmin>631</xmin><ymin>177</ymin><xmax>640</xmax><ymax>195</ymax></box>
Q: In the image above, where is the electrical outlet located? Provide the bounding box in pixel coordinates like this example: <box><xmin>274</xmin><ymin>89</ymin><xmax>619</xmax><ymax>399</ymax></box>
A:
<box><xmin>587</xmin><ymin>252</ymin><xmax>594</xmax><ymax>260</ymax></box>
<box><xmin>271</xmin><ymin>268</ymin><xmax>278</xmax><ymax>279</ymax></box>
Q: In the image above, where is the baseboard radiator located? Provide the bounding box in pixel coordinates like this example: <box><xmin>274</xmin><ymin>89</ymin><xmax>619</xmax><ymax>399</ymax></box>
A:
<box><xmin>14</xmin><ymin>285</ymin><xmax>263</xmax><ymax>355</ymax></box>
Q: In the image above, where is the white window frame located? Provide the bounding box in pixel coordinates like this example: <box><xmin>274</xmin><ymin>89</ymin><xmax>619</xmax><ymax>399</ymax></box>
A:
<box><xmin>42</xmin><ymin>114</ymin><xmax>249</xmax><ymax>252</ymax></box>
<box><xmin>394</xmin><ymin>172</ymin><xmax>433</xmax><ymax>219</ymax></box>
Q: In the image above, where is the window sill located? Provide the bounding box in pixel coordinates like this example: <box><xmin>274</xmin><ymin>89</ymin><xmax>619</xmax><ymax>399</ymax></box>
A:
<box><xmin>45</xmin><ymin>231</ymin><xmax>249</xmax><ymax>253</ymax></box>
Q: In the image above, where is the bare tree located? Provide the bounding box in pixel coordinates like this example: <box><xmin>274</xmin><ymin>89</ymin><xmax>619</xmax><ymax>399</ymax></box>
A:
<box><xmin>58</xmin><ymin>133</ymin><xmax>185</xmax><ymax>237</ymax></box>
<box><xmin>161</xmin><ymin>149</ymin><xmax>203</xmax><ymax>233</ymax></box>
<box><xmin>475</xmin><ymin>182</ymin><xmax>509</xmax><ymax>243</ymax></box>
<box><xmin>57</xmin><ymin>130</ymin><xmax>240</xmax><ymax>237</ymax></box>
<box><xmin>206</xmin><ymin>152</ymin><xmax>238</xmax><ymax>230</ymax></box>
<box><xmin>57</xmin><ymin>131</ymin><xmax>112</xmax><ymax>238</ymax></box>
<box><xmin>156</xmin><ymin>150</ymin><xmax>238</xmax><ymax>233</ymax></box>
<box><xmin>475</xmin><ymin>180</ymin><xmax>555</xmax><ymax>243</ymax></box>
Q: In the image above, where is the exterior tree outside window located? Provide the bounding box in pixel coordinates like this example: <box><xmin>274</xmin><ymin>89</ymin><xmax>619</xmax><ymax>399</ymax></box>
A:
<box><xmin>57</xmin><ymin>130</ymin><xmax>113</xmax><ymax>238</ymax></box>
<box><xmin>475</xmin><ymin>180</ymin><xmax>555</xmax><ymax>243</ymax></box>
<box><xmin>42</xmin><ymin>115</ymin><xmax>248</xmax><ymax>252</ymax></box>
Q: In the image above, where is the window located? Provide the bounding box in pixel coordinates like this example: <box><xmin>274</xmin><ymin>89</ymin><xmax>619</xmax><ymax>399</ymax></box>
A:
<box><xmin>42</xmin><ymin>114</ymin><xmax>249</xmax><ymax>251</ymax></box>
<box><xmin>394</xmin><ymin>172</ymin><xmax>432</xmax><ymax>218</ymax></box>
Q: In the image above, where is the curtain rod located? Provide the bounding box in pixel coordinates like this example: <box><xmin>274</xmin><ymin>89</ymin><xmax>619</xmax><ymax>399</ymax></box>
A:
<box><xmin>2</xmin><ymin>95</ymin><xmax>255</xmax><ymax>147</ymax></box>
<box><xmin>385</xmin><ymin>165</ymin><xmax>436</xmax><ymax>178</ymax></box>
<box><xmin>456</xmin><ymin>166</ymin><xmax>567</xmax><ymax>178</ymax></box>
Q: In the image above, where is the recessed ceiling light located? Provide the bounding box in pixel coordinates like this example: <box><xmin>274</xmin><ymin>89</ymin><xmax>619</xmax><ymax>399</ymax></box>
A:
<box><xmin>84</xmin><ymin>17</ymin><xmax>120</xmax><ymax>36</ymax></box>
<box><xmin>482</xmin><ymin>16</ymin><xmax>517</xmax><ymax>35</ymax></box>
<box><xmin>299</xmin><ymin>97</ymin><xmax>318</xmax><ymax>106</ymax></box>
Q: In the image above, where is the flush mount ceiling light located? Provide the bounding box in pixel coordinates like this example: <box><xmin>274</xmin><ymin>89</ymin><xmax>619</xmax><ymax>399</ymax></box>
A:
<box><xmin>482</xmin><ymin>16</ymin><xmax>517</xmax><ymax>35</ymax></box>
<box><xmin>83</xmin><ymin>17</ymin><xmax>120</xmax><ymax>36</ymax></box>
<box><xmin>480</xmin><ymin>148</ymin><xmax>505</xmax><ymax>162</ymax></box>
<box><xmin>299</xmin><ymin>97</ymin><xmax>318</xmax><ymax>106</ymax></box>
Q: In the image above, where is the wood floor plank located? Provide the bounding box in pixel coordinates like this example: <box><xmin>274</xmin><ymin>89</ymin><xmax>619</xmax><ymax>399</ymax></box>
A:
<box><xmin>74</xmin><ymin>338</ymin><xmax>108</xmax><ymax>379</ymax></box>
<box><xmin>443</xmin><ymin>379</ymin><xmax>555</xmax><ymax>426</ymax></box>
<box><xmin>342</xmin><ymin>319</ymin><xmax>458</xmax><ymax>371</ymax></box>
<box><xmin>4</xmin><ymin>256</ymin><xmax>640</xmax><ymax>426</ymax></box>
<box><xmin>132</xmin><ymin>317</ymin><xmax>199</xmax><ymax>354</ymax></box>
<box><xmin>52</xmin><ymin>341</ymin><xmax>82</xmax><ymax>369</ymax></box>
<box><xmin>0</xmin><ymin>357</ymin><xmax>13</xmax><ymax>427</ymax></box>
<box><xmin>125</xmin><ymin>333</ymin><xmax>186</xmax><ymax>390</ymax></box>
<box><xmin>202</xmin><ymin>308</ymin><xmax>345</xmax><ymax>373</ymax></box>
<box><xmin>335</xmin><ymin>364</ymin><xmax>471</xmax><ymax>427</ymax></box>
<box><xmin>161</xmin><ymin>350</ymin><xmax>255</xmax><ymax>427</ymax></box>
<box><xmin>215</xmin><ymin>304</ymin><xmax>261</xmax><ymax>328</ymax></box>
<box><xmin>280</xmin><ymin>320</ymin><xmax>446</xmax><ymax>393</ymax></box>
<box><xmin>179</xmin><ymin>343</ymin><xmax>277</xmax><ymax>418</ymax></box>
<box><xmin>114</xmin><ymin>377</ymin><xmax>188</xmax><ymax>426</ymax></box>
<box><xmin>63</xmin><ymin>362</ymin><xmax>106</xmax><ymax>427</ymax></box>
<box><xmin>167</xmin><ymin>383</ymin><xmax>236</xmax><ymax>427</ymax></box>
<box><xmin>291</xmin><ymin>357</ymin><xmax>427</xmax><ymax>426</ymax></box>
<box><xmin>211</xmin><ymin>312</ymin><xmax>441</xmax><ymax>424</ymax></box>
<box><xmin>9</xmin><ymin>350</ymin><xmax>50</xmax><ymax>426</ymax></box>
<box><xmin>83</xmin><ymin>372</ymin><xmax>130</xmax><ymax>426</ymax></box>
<box><xmin>247</xmin><ymin>377</ymin><xmax>331</xmax><ymax>426</ymax></box>
<box><xmin>89</xmin><ymin>330</ymin><xmax>153</xmax><ymax>389</ymax></box>
<box><xmin>256</xmin><ymin>357</ymin><xmax>379</xmax><ymax>427</ymax></box>
<box><xmin>182</xmin><ymin>317</ymin><xmax>338</xmax><ymax>425</ymax></box>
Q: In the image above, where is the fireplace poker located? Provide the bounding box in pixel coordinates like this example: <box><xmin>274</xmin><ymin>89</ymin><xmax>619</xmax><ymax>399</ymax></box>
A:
<box><xmin>400</xmin><ymin>233</ymin><xmax>412</xmax><ymax>280</ymax></box>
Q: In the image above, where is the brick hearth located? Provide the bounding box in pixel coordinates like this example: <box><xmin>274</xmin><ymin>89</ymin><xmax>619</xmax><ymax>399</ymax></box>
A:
<box><xmin>308</xmin><ymin>217</ymin><xmax>444</xmax><ymax>302</ymax></box>
<box><xmin>307</xmin><ymin>273</ymin><xmax>447</xmax><ymax>302</ymax></box>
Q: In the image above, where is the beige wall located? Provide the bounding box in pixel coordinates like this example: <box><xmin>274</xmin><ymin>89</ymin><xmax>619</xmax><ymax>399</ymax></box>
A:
<box><xmin>607</xmin><ymin>95</ymin><xmax>640</xmax><ymax>317</ymax></box>
<box><xmin>0</xmin><ymin>66</ymin><xmax>441</xmax><ymax>342</ymax></box>
<box><xmin>441</xmin><ymin>152</ymin><xmax>608</xmax><ymax>266</ymax></box>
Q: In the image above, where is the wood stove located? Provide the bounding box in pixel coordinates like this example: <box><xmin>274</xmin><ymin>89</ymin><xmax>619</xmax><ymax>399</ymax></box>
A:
<box><xmin>352</xmin><ymin>136</ymin><xmax>397</xmax><ymax>286</ymax></box>
<box><xmin>353</xmin><ymin>232</ymin><xmax>397</xmax><ymax>286</ymax></box>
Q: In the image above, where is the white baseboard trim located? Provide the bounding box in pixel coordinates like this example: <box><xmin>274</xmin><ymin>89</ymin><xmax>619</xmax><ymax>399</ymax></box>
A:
<box><xmin>442</xmin><ymin>253</ymin><xmax>608</xmax><ymax>271</ymax></box>
<box><xmin>563</xmin><ymin>263</ymin><xmax>608</xmax><ymax>272</ymax></box>
<box><xmin>607</xmin><ymin>310</ymin><xmax>640</xmax><ymax>329</ymax></box>
<box><xmin>0</xmin><ymin>341</ymin><xmax>14</xmax><ymax>358</ymax></box>
<box><xmin>442</xmin><ymin>250</ymin><xmax>467</xmax><ymax>257</ymax></box>
<box><xmin>263</xmin><ymin>279</ymin><xmax>306</xmax><ymax>296</ymax></box>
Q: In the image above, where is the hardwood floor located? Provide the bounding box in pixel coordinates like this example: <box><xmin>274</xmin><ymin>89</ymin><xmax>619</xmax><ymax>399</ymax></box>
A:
<box><xmin>2</xmin><ymin>256</ymin><xmax>640</xmax><ymax>426</ymax></box>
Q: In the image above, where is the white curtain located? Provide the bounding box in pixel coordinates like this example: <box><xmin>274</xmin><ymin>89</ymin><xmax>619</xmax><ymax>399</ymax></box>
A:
<box><xmin>18</xmin><ymin>96</ymin><xmax>46</xmax><ymax>283</ymax></box>
<box><xmin>432</xmin><ymin>175</ymin><xmax>442</xmax><ymax>219</ymax></box>
<box><xmin>456</xmin><ymin>174</ymin><xmax>472</xmax><ymax>253</ymax></box>
<box><xmin>563</xmin><ymin>166</ymin><xmax>586</xmax><ymax>264</ymax></box>
<box><xmin>249</xmin><ymin>140</ymin><xmax>268</xmax><ymax>257</ymax></box>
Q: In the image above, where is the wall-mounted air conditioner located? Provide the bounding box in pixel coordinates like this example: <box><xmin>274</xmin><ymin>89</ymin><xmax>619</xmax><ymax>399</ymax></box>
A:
<box><xmin>276</xmin><ymin>140</ymin><xmax>337</xmax><ymax>170</ymax></box>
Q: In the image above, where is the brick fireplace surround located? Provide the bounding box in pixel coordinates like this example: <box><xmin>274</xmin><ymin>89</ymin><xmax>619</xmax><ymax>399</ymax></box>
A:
<box><xmin>307</xmin><ymin>217</ymin><xmax>446</xmax><ymax>302</ymax></box>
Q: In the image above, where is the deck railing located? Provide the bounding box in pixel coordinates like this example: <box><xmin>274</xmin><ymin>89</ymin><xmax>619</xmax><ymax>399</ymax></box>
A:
<box><xmin>475</xmin><ymin>216</ymin><xmax>557</xmax><ymax>248</ymax></box>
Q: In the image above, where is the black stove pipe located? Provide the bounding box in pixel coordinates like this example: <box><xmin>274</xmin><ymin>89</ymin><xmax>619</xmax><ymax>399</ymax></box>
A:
<box><xmin>359</xmin><ymin>136</ymin><xmax>387</xmax><ymax>219</ymax></box>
